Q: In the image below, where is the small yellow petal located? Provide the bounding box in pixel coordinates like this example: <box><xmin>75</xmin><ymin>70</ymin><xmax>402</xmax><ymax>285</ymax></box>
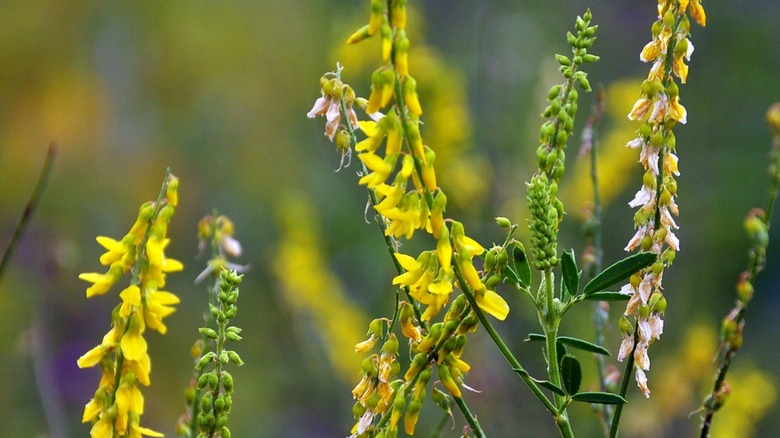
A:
<box><xmin>393</xmin><ymin>253</ymin><xmax>419</xmax><ymax>271</ymax></box>
<box><xmin>476</xmin><ymin>289</ymin><xmax>510</xmax><ymax>321</ymax></box>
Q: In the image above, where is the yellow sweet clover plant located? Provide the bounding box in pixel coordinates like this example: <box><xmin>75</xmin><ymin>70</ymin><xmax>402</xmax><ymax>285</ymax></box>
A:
<box><xmin>77</xmin><ymin>169</ymin><xmax>182</xmax><ymax>438</ymax></box>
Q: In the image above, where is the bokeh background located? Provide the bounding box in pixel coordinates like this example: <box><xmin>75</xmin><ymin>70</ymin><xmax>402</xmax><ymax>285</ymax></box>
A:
<box><xmin>0</xmin><ymin>1</ymin><xmax>778</xmax><ymax>437</ymax></box>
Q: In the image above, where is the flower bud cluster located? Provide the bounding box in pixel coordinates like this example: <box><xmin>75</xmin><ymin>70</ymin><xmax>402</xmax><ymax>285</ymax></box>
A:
<box><xmin>350</xmin><ymin>332</ymin><xmax>401</xmax><ymax>437</ymax></box>
<box><xmin>529</xmin><ymin>10</ymin><xmax>598</xmax><ymax>274</ymax></box>
<box><xmin>538</xmin><ymin>9</ymin><xmax>598</xmax><ymax>186</ymax></box>
<box><xmin>527</xmin><ymin>174</ymin><xmax>560</xmax><ymax>270</ymax></box>
<box><xmin>77</xmin><ymin>171</ymin><xmax>181</xmax><ymax>438</ymax></box>
<box><xmin>193</xmin><ymin>269</ymin><xmax>244</xmax><ymax>438</ymax></box>
<box><xmin>618</xmin><ymin>1</ymin><xmax>706</xmax><ymax>398</ymax></box>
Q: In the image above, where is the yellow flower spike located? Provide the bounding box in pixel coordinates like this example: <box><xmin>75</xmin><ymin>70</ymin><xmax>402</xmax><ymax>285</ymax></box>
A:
<box><xmin>394</xmin><ymin>29</ymin><xmax>410</xmax><ymax>77</ymax></box>
<box><xmin>346</xmin><ymin>24</ymin><xmax>373</xmax><ymax>45</ymax></box>
<box><xmin>403</xmin><ymin>76</ymin><xmax>422</xmax><ymax>116</ymax></box>
<box><xmin>475</xmin><ymin>289</ymin><xmax>510</xmax><ymax>321</ymax></box>
<box><xmin>120</xmin><ymin>314</ymin><xmax>148</xmax><ymax>361</ymax></box>
<box><xmin>166</xmin><ymin>173</ymin><xmax>179</xmax><ymax>207</ymax></box>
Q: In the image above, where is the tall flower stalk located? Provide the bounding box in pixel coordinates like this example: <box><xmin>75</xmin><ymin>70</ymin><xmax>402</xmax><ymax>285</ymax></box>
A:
<box><xmin>615</xmin><ymin>0</ymin><xmax>706</xmax><ymax>399</ymax></box>
<box><xmin>77</xmin><ymin>169</ymin><xmax>182</xmax><ymax>438</ymax></box>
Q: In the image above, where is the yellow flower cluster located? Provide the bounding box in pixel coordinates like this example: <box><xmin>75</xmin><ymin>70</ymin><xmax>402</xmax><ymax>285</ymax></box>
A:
<box><xmin>77</xmin><ymin>172</ymin><xmax>182</xmax><ymax>438</ymax></box>
<box><xmin>618</xmin><ymin>0</ymin><xmax>705</xmax><ymax>398</ymax></box>
<box><xmin>306</xmin><ymin>1</ymin><xmax>513</xmax><ymax>434</ymax></box>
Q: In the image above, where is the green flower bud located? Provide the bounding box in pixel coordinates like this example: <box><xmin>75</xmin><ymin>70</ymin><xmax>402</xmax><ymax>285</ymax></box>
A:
<box><xmin>227</xmin><ymin>350</ymin><xmax>244</xmax><ymax>366</ymax></box>
<box><xmin>199</xmin><ymin>327</ymin><xmax>218</xmax><ymax>340</ymax></box>
<box><xmin>555</xmin><ymin>54</ymin><xmax>571</xmax><ymax>66</ymax></box>
<box><xmin>619</xmin><ymin>315</ymin><xmax>633</xmax><ymax>334</ymax></box>
<box><xmin>223</xmin><ymin>371</ymin><xmax>234</xmax><ymax>392</ymax></box>
<box><xmin>495</xmin><ymin>216</ymin><xmax>512</xmax><ymax>228</ymax></box>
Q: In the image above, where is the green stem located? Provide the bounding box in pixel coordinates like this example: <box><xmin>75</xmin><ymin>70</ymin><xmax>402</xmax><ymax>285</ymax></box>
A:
<box><xmin>541</xmin><ymin>269</ymin><xmax>574</xmax><ymax>437</ymax></box>
<box><xmin>609</xmin><ymin>324</ymin><xmax>639</xmax><ymax>438</ymax></box>
<box><xmin>701</xmin><ymin>122</ymin><xmax>780</xmax><ymax>437</ymax></box>
<box><xmin>451</xmin><ymin>263</ymin><xmax>558</xmax><ymax>417</ymax></box>
<box><xmin>0</xmin><ymin>143</ymin><xmax>57</xmax><ymax>283</ymax></box>
<box><xmin>454</xmin><ymin>396</ymin><xmax>485</xmax><ymax>438</ymax></box>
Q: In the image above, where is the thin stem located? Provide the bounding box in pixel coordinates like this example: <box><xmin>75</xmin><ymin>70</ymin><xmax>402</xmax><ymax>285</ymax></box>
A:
<box><xmin>609</xmin><ymin>324</ymin><xmax>639</xmax><ymax>438</ymax></box>
<box><xmin>451</xmin><ymin>263</ymin><xmax>558</xmax><ymax>416</ymax></box>
<box><xmin>0</xmin><ymin>143</ymin><xmax>57</xmax><ymax>283</ymax></box>
<box><xmin>700</xmin><ymin>119</ymin><xmax>780</xmax><ymax>437</ymax></box>
<box><xmin>541</xmin><ymin>269</ymin><xmax>574</xmax><ymax>437</ymax></box>
<box><xmin>453</xmin><ymin>396</ymin><xmax>484</xmax><ymax>438</ymax></box>
<box><xmin>584</xmin><ymin>86</ymin><xmax>612</xmax><ymax>431</ymax></box>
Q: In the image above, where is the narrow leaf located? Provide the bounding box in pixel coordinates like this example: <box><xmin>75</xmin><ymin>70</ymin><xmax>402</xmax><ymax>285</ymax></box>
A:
<box><xmin>571</xmin><ymin>391</ymin><xmax>627</xmax><ymax>405</ymax></box>
<box><xmin>513</xmin><ymin>368</ymin><xmax>566</xmax><ymax>396</ymax></box>
<box><xmin>524</xmin><ymin>333</ymin><xmax>546</xmax><ymax>343</ymax></box>
<box><xmin>583</xmin><ymin>252</ymin><xmax>656</xmax><ymax>295</ymax></box>
<box><xmin>582</xmin><ymin>291</ymin><xmax>631</xmax><ymax>301</ymax></box>
<box><xmin>531</xmin><ymin>377</ymin><xmax>566</xmax><ymax>397</ymax></box>
<box><xmin>561</xmin><ymin>250</ymin><xmax>579</xmax><ymax>300</ymax></box>
<box><xmin>560</xmin><ymin>355</ymin><xmax>582</xmax><ymax>395</ymax></box>
<box><xmin>556</xmin><ymin>336</ymin><xmax>611</xmax><ymax>356</ymax></box>
<box><xmin>513</xmin><ymin>244</ymin><xmax>532</xmax><ymax>288</ymax></box>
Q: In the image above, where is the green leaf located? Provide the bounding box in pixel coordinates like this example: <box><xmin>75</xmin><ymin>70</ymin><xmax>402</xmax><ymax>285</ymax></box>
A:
<box><xmin>561</xmin><ymin>250</ymin><xmax>579</xmax><ymax>300</ymax></box>
<box><xmin>571</xmin><ymin>392</ymin><xmax>627</xmax><ymax>405</ymax></box>
<box><xmin>502</xmin><ymin>266</ymin><xmax>521</xmax><ymax>288</ymax></box>
<box><xmin>512</xmin><ymin>244</ymin><xmax>532</xmax><ymax>288</ymax></box>
<box><xmin>582</xmin><ymin>291</ymin><xmax>631</xmax><ymax>301</ymax></box>
<box><xmin>583</xmin><ymin>252</ymin><xmax>657</xmax><ymax>295</ymax></box>
<box><xmin>560</xmin><ymin>355</ymin><xmax>582</xmax><ymax>395</ymax></box>
<box><xmin>532</xmin><ymin>377</ymin><xmax>567</xmax><ymax>397</ymax></box>
<box><xmin>525</xmin><ymin>334</ymin><xmax>610</xmax><ymax>356</ymax></box>
<box><xmin>556</xmin><ymin>336</ymin><xmax>610</xmax><ymax>356</ymax></box>
<box><xmin>512</xmin><ymin>368</ymin><xmax>566</xmax><ymax>397</ymax></box>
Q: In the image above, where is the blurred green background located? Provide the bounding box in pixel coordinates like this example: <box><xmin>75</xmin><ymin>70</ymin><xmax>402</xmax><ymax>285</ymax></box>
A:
<box><xmin>0</xmin><ymin>1</ymin><xmax>778</xmax><ymax>437</ymax></box>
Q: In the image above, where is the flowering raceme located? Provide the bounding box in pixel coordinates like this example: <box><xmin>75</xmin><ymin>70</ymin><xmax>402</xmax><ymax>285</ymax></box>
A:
<box><xmin>77</xmin><ymin>171</ymin><xmax>181</xmax><ymax>438</ymax></box>
<box><xmin>306</xmin><ymin>1</ymin><xmax>513</xmax><ymax>435</ymax></box>
<box><xmin>619</xmin><ymin>0</ymin><xmax>706</xmax><ymax>397</ymax></box>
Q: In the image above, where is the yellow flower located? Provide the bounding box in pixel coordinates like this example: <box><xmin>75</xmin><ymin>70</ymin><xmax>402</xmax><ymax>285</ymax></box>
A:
<box><xmin>475</xmin><ymin>288</ymin><xmax>510</xmax><ymax>321</ymax></box>
<box><xmin>120</xmin><ymin>314</ymin><xmax>148</xmax><ymax>362</ymax></box>
<box><xmin>358</xmin><ymin>152</ymin><xmax>395</xmax><ymax>188</ymax></box>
